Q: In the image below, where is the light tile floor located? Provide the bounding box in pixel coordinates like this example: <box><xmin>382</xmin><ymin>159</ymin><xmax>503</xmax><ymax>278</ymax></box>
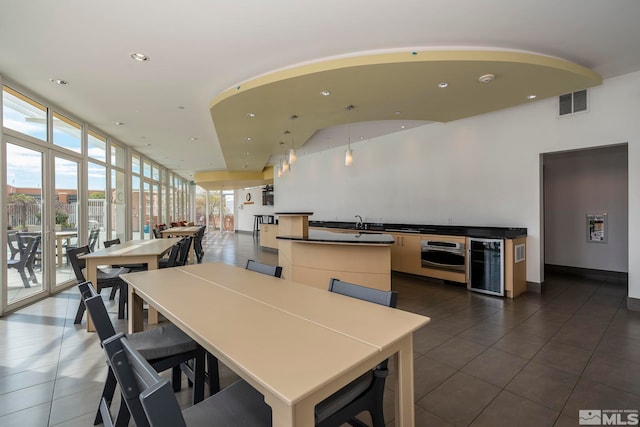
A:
<box><xmin>1</xmin><ymin>231</ymin><xmax>639</xmax><ymax>426</ymax></box>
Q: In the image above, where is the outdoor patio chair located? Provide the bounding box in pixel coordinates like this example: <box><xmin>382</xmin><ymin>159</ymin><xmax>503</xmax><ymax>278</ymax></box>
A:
<box><xmin>7</xmin><ymin>235</ymin><xmax>40</xmax><ymax>288</ymax></box>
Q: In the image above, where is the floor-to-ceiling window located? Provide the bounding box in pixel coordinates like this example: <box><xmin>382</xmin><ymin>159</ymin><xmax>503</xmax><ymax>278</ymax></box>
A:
<box><xmin>87</xmin><ymin>131</ymin><xmax>107</xmax><ymax>249</ymax></box>
<box><xmin>5</xmin><ymin>142</ymin><xmax>45</xmax><ymax>304</ymax></box>
<box><xmin>1</xmin><ymin>82</ymin><xmax>193</xmax><ymax>313</ymax></box>
<box><xmin>110</xmin><ymin>142</ymin><xmax>126</xmax><ymax>241</ymax></box>
<box><xmin>53</xmin><ymin>155</ymin><xmax>79</xmax><ymax>290</ymax></box>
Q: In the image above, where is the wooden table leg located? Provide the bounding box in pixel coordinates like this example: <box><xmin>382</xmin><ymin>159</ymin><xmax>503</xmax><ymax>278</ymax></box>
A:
<box><xmin>128</xmin><ymin>286</ymin><xmax>145</xmax><ymax>333</ymax></box>
<box><xmin>394</xmin><ymin>335</ymin><xmax>415</xmax><ymax>427</ymax></box>
<box><xmin>85</xmin><ymin>259</ymin><xmax>98</xmax><ymax>332</ymax></box>
<box><xmin>147</xmin><ymin>257</ymin><xmax>159</xmax><ymax>324</ymax></box>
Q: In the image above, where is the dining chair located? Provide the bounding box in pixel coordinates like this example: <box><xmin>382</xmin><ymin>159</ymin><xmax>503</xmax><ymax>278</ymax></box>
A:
<box><xmin>62</xmin><ymin>228</ymin><xmax>98</xmax><ymax>264</ymax></box>
<box><xmin>78</xmin><ymin>282</ymin><xmax>218</xmax><ymax>427</ymax></box>
<box><xmin>159</xmin><ymin>239</ymin><xmax>183</xmax><ymax>268</ymax></box>
<box><xmin>152</xmin><ymin>227</ymin><xmax>162</xmax><ymax>239</ymax></box>
<box><xmin>176</xmin><ymin>236</ymin><xmax>192</xmax><ymax>266</ymax></box>
<box><xmin>314</xmin><ymin>278</ymin><xmax>398</xmax><ymax>427</ymax></box>
<box><xmin>193</xmin><ymin>226</ymin><xmax>206</xmax><ymax>263</ymax></box>
<box><xmin>67</xmin><ymin>245</ymin><xmax>130</xmax><ymax>322</ymax></box>
<box><xmin>103</xmin><ymin>238</ymin><xmax>147</xmax><ymax>302</ymax></box>
<box><xmin>100</xmin><ymin>332</ymin><xmax>270</xmax><ymax>427</ymax></box>
<box><xmin>88</xmin><ymin>228</ymin><xmax>100</xmax><ymax>251</ymax></box>
<box><xmin>245</xmin><ymin>259</ymin><xmax>283</xmax><ymax>278</ymax></box>
<box><xmin>7</xmin><ymin>235</ymin><xmax>40</xmax><ymax>288</ymax></box>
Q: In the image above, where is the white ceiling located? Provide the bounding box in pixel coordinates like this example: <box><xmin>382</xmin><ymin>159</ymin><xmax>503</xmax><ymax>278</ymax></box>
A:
<box><xmin>1</xmin><ymin>0</ymin><xmax>639</xmax><ymax>182</ymax></box>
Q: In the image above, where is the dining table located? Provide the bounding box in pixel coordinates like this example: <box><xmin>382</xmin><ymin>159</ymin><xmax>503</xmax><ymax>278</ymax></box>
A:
<box><xmin>80</xmin><ymin>237</ymin><xmax>182</xmax><ymax>332</ymax></box>
<box><xmin>159</xmin><ymin>226</ymin><xmax>201</xmax><ymax>264</ymax></box>
<box><xmin>121</xmin><ymin>262</ymin><xmax>430</xmax><ymax>426</ymax></box>
<box><xmin>55</xmin><ymin>230</ymin><xmax>78</xmax><ymax>267</ymax></box>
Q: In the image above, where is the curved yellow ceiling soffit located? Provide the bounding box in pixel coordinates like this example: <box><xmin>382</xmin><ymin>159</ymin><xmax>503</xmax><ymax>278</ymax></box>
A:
<box><xmin>209</xmin><ymin>49</ymin><xmax>602</xmax><ymax>174</ymax></box>
<box><xmin>194</xmin><ymin>166</ymin><xmax>273</xmax><ymax>191</ymax></box>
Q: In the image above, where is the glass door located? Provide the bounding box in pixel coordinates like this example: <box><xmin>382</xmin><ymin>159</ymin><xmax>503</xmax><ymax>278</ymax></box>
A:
<box><xmin>5</xmin><ymin>141</ymin><xmax>46</xmax><ymax>306</ymax></box>
<box><xmin>222</xmin><ymin>190</ymin><xmax>234</xmax><ymax>231</ymax></box>
<box><xmin>53</xmin><ymin>155</ymin><xmax>79</xmax><ymax>289</ymax></box>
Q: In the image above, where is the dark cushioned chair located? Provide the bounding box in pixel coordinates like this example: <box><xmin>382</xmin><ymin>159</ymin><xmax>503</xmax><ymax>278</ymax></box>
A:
<box><xmin>315</xmin><ymin>278</ymin><xmax>398</xmax><ymax>427</ymax></box>
<box><xmin>101</xmin><ymin>332</ymin><xmax>270</xmax><ymax>427</ymax></box>
<box><xmin>245</xmin><ymin>259</ymin><xmax>283</xmax><ymax>278</ymax></box>
<box><xmin>67</xmin><ymin>245</ymin><xmax>130</xmax><ymax>322</ymax></box>
<box><xmin>79</xmin><ymin>281</ymin><xmax>218</xmax><ymax>426</ymax></box>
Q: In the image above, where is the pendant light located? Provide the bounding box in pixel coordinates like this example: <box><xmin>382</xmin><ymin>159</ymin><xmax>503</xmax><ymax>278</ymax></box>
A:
<box><xmin>345</xmin><ymin>105</ymin><xmax>354</xmax><ymax>166</ymax></box>
<box><xmin>279</xmin><ymin>141</ymin><xmax>289</xmax><ymax>173</ymax></box>
<box><xmin>288</xmin><ymin>115</ymin><xmax>297</xmax><ymax>165</ymax></box>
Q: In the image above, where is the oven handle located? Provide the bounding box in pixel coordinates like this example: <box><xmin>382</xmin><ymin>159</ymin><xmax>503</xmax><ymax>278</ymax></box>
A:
<box><xmin>422</xmin><ymin>259</ymin><xmax>465</xmax><ymax>268</ymax></box>
<box><xmin>422</xmin><ymin>247</ymin><xmax>465</xmax><ymax>256</ymax></box>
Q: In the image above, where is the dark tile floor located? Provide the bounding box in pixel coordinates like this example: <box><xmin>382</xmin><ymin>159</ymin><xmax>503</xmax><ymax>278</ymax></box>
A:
<box><xmin>1</xmin><ymin>231</ymin><xmax>639</xmax><ymax>426</ymax></box>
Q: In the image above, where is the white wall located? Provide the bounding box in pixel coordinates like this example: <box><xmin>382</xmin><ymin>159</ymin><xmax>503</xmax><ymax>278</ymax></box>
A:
<box><xmin>276</xmin><ymin>70</ymin><xmax>640</xmax><ymax>299</ymax></box>
<box><xmin>544</xmin><ymin>145</ymin><xmax>628</xmax><ymax>272</ymax></box>
<box><xmin>236</xmin><ymin>187</ymin><xmax>275</xmax><ymax>232</ymax></box>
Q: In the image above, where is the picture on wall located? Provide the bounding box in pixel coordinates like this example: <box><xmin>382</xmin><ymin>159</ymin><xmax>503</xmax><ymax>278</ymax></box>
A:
<box><xmin>587</xmin><ymin>213</ymin><xmax>607</xmax><ymax>243</ymax></box>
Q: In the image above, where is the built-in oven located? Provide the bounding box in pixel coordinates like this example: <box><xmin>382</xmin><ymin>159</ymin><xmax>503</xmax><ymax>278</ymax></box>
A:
<box><xmin>421</xmin><ymin>239</ymin><xmax>466</xmax><ymax>272</ymax></box>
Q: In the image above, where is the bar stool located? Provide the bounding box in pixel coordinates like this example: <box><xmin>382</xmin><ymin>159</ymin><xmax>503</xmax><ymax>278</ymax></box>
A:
<box><xmin>253</xmin><ymin>215</ymin><xmax>263</xmax><ymax>235</ymax></box>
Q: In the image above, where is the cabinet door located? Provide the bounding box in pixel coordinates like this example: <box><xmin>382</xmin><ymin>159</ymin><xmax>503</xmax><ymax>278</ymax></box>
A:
<box><xmin>390</xmin><ymin>233</ymin><xmax>421</xmax><ymax>274</ymax></box>
<box><xmin>390</xmin><ymin>234</ymin><xmax>404</xmax><ymax>271</ymax></box>
<box><xmin>399</xmin><ymin>234</ymin><xmax>421</xmax><ymax>274</ymax></box>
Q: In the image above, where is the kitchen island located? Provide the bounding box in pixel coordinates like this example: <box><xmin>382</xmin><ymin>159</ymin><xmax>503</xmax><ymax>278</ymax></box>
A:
<box><xmin>276</xmin><ymin>212</ymin><xmax>394</xmax><ymax>291</ymax></box>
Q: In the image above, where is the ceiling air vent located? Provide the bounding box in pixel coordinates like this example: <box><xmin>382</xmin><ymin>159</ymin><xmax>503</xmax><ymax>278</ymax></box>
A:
<box><xmin>559</xmin><ymin>89</ymin><xmax>588</xmax><ymax>116</ymax></box>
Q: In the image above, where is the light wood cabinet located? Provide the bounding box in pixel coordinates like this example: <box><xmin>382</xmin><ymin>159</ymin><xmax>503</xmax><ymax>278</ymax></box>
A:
<box><xmin>389</xmin><ymin>233</ymin><xmax>421</xmax><ymax>275</ymax></box>
<box><xmin>505</xmin><ymin>237</ymin><xmax>527</xmax><ymax>298</ymax></box>
<box><xmin>259</xmin><ymin>224</ymin><xmax>278</xmax><ymax>249</ymax></box>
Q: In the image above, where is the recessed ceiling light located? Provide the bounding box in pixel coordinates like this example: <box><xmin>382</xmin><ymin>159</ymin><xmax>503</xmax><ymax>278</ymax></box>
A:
<box><xmin>527</xmin><ymin>94</ymin><xmax>537</xmax><ymax>100</ymax></box>
<box><xmin>190</xmin><ymin>137</ymin><xmax>198</xmax><ymax>141</ymax></box>
<box><xmin>113</xmin><ymin>122</ymin><xmax>124</xmax><ymax>126</ymax></box>
<box><xmin>400</xmin><ymin>125</ymin><xmax>406</xmax><ymax>129</ymax></box>
<box><xmin>246</xmin><ymin>137</ymin><xmax>252</xmax><ymax>141</ymax></box>
<box><xmin>49</xmin><ymin>78</ymin><xmax>68</xmax><ymax>85</ymax></box>
<box><xmin>145</xmin><ymin>143</ymin><xmax>152</xmax><ymax>147</ymax></box>
<box><xmin>360</xmin><ymin>136</ymin><xmax>365</xmax><ymax>140</ymax></box>
<box><xmin>320</xmin><ymin>90</ymin><xmax>331</xmax><ymax>96</ymax></box>
<box><xmin>478</xmin><ymin>74</ymin><xmax>496</xmax><ymax>83</ymax></box>
<box><xmin>247</xmin><ymin>112</ymin><xmax>256</xmax><ymax>117</ymax></box>
<box><xmin>130</xmin><ymin>52</ymin><xmax>149</xmax><ymax>62</ymax></box>
<box><xmin>438</xmin><ymin>82</ymin><xmax>449</xmax><ymax>88</ymax></box>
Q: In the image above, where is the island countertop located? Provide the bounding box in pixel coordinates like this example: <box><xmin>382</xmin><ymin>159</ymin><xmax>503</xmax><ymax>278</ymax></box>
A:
<box><xmin>276</xmin><ymin>229</ymin><xmax>395</xmax><ymax>245</ymax></box>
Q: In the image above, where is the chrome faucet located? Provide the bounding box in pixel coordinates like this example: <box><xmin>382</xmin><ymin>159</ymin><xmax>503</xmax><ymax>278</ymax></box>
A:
<box><xmin>355</xmin><ymin>215</ymin><xmax>364</xmax><ymax>229</ymax></box>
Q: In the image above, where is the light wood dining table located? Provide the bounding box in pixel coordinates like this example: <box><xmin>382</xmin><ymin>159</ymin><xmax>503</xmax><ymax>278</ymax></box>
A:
<box><xmin>120</xmin><ymin>262</ymin><xmax>430</xmax><ymax>426</ymax></box>
<box><xmin>55</xmin><ymin>230</ymin><xmax>78</xmax><ymax>267</ymax></box>
<box><xmin>80</xmin><ymin>238</ymin><xmax>182</xmax><ymax>332</ymax></box>
<box><xmin>159</xmin><ymin>226</ymin><xmax>201</xmax><ymax>264</ymax></box>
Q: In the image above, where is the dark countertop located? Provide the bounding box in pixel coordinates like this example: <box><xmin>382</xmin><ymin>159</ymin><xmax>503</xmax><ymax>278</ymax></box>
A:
<box><xmin>274</xmin><ymin>212</ymin><xmax>314</xmax><ymax>216</ymax></box>
<box><xmin>276</xmin><ymin>229</ymin><xmax>395</xmax><ymax>244</ymax></box>
<box><xmin>308</xmin><ymin>220</ymin><xmax>527</xmax><ymax>239</ymax></box>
